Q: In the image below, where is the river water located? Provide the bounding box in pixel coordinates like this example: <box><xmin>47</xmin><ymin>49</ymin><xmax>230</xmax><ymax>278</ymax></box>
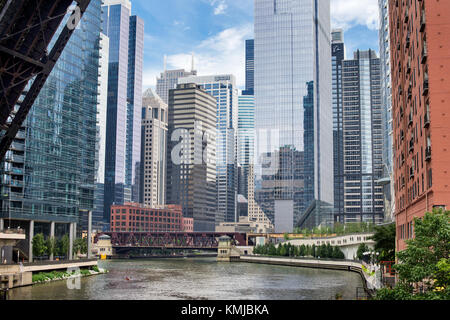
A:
<box><xmin>9</xmin><ymin>258</ymin><xmax>364</xmax><ymax>300</ymax></box>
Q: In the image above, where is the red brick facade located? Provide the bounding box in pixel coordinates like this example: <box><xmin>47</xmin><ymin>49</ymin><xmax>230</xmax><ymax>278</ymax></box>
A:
<box><xmin>389</xmin><ymin>0</ymin><xmax>450</xmax><ymax>251</ymax></box>
<box><xmin>110</xmin><ymin>203</ymin><xmax>193</xmax><ymax>232</ymax></box>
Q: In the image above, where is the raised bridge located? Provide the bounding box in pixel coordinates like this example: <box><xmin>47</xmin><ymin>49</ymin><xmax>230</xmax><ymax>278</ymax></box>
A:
<box><xmin>97</xmin><ymin>232</ymin><xmax>249</xmax><ymax>251</ymax></box>
<box><xmin>0</xmin><ymin>0</ymin><xmax>91</xmax><ymax>160</ymax></box>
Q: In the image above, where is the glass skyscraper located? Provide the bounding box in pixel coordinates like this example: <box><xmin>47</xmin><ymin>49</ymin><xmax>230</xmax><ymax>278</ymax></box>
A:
<box><xmin>178</xmin><ymin>75</ymin><xmax>238</xmax><ymax>224</ymax></box>
<box><xmin>237</xmin><ymin>95</ymin><xmax>255</xmax><ymax>199</ymax></box>
<box><xmin>102</xmin><ymin>0</ymin><xmax>144</xmax><ymax>226</ymax></box>
<box><xmin>331</xmin><ymin>29</ymin><xmax>345</xmax><ymax>222</ymax></box>
<box><xmin>342</xmin><ymin>50</ymin><xmax>384</xmax><ymax>224</ymax></box>
<box><xmin>0</xmin><ymin>0</ymin><xmax>102</xmax><ymax>230</ymax></box>
<box><xmin>254</xmin><ymin>0</ymin><xmax>333</xmax><ymax>232</ymax></box>
<box><xmin>242</xmin><ymin>39</ymin><xmax>254</xmax><ymax>96</ymax></box>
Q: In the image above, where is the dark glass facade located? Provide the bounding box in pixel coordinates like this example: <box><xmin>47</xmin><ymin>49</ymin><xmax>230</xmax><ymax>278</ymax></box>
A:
<box><xmin>254</xmin><ymin>0</ymin><xmax>333</xmax><ymax>231</ymax></box>
<box><xmin>102</xmin><ymin>3</ymin><xmax>143</xmax><ymax>227</ymax></box>
<box><xmin>242</xmin><ymin>39</ymin><xmax>254</xmax><ymax>96</ymax></box>
<box><xmin>0</xmin><ymin>0</ymin><xmax>102</xmax><ymax>226</ymax></box>
<box><xmin>332</xmin><ymin>30</ymin><xmax>345</xmax><ymax>222</ymax></box>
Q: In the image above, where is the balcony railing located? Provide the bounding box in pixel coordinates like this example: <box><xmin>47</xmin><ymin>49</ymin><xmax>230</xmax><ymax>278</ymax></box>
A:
<box><xmin>422</xmin><ymin>44</ymin><xmax>428</xmax><ymax>64</ymax></box>
<box><xmin>423</xmin><ymin>78</ymin><xmax>429</xmax><ymax>96</ymax></box>
<box><xmin>420</xmin><ymin>10</ymin><xmax>426</xmax><ymax>32</ymax></box>
<box><xmin>409</xmin><ymin>138</ymin><xmax>414</xmax><ymax>153</ymax></box>
<box><xmin>408</xmin><ymin>113</ymin><xmax>413</xmax><ymax>126</ymax></box>
<box><xmin>425</xmin><ymin>147</ymin><xmax>432</xmax><ymax>161</ymax></box>
<box><xmin>424</xmin><ymin>112</ymin><xmax>430</xmax><ymax>128</ymax></box>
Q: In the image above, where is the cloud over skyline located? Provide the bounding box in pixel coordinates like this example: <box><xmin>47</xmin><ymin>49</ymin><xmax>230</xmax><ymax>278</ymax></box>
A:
<box><xmin>139</xmin><ymin>0</ymin><xmax>379</xmax><ymax>91</ymax></box>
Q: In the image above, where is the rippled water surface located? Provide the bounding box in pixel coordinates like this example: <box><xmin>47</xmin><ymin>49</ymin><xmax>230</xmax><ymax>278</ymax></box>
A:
<box><xmin>9</xmin><ymin>258</ymin><xmax>364</xmax><ymax>300</ymax></box>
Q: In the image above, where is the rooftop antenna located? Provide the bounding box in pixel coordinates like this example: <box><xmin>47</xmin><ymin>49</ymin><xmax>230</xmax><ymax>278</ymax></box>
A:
<box><xmin>191</xmin><ymin>52</ymin><xmax>195</xmax><ymax>72</ymax></box>
<box><xmin>163</xmin><ymin>55</ymin><xmax>167</xmax><ymax>72</ymax></box>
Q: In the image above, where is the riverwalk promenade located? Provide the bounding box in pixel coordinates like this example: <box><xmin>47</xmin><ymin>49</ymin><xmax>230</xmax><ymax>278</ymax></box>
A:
<box><xmin>238</xmin><ymin>255</ymin><xmax>381</xmax><ymax>296</ymax></box>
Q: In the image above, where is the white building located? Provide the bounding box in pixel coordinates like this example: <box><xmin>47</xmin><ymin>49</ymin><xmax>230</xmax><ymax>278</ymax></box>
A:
<box><xmin>140</xmin><ymin>89</ymin><xmax>168</xmax><ymax>207</ymax></box>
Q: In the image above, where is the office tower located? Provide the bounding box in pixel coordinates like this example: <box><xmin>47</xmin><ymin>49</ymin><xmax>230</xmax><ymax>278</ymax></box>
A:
<box><xmin>378</xmin><ymin>0</ymin><xmax>395</xmax><ymax>222</ymax></box>
<box><xmin>156</xmin><ymin>67</ymin><xmax>197</xmax><ymax>105</ymax></box>
<box><xmin>254</xmin><ymin>0</ymin><xmax>333</xmax><ymax>232</ymax></box>
<box><xmin>178</xmin><ymin>75</ymin><xmax>238</xmax><ymax>224</ymax></box>
<box><xmin>166</xmin><ymin>83</ymin><xmax>217</xmax><ymax>231</ymax></box>
<box><xmin>389</xmin><ymin>1</ymin><xmax>450</xmax><ymax>251</ymax></box>
<box><xmin>93</xmin><ymin>33</ymin><xmax>110</xmax><ymax>232</ymax></box>
<box><xmin>102</xmin><ymin>0</ymin><xmax>144</xmax><ymax>226</ymax></box>
<box><xmin>237</xmin><ymin>95</ymin><xmax>255</xmax><ymax>199</ymax></box>
<box><xmin>242</xmin><ymin>39</ymin><xmax>254</xmax><ymax>96</ymax></box>
<box><xmin>0</xmin><ymin>0</ymin><xmax>102</xmax><ymax>253</ymax></box>
<box><xmin>342</xmin><ymin>50</ymin><xmax>384</xmax><ymax>224</ymax></box>
<box><xmin>140</xmin><ymin>89</ymin><xmax>168</xmax><ymax>207</ymax></box>
<box><xmin>128</xmin><ymin>15</ymin><xmax>144</xmax><ymax>203</ymax></box>
<box><xmin>331</xmin><ymin>29</ymin><xmax>345</xmax><ymax>223</ymax></box>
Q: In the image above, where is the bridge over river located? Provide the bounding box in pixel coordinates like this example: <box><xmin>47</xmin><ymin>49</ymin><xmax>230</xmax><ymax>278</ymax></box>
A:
<box><xmin>97</xmin><ymin>232</ymin><xmax>249</xmax><ymax>252</ymax></box>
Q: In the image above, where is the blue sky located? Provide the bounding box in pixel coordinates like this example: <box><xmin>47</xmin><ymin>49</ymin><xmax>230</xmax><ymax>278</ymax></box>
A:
<box><xmin>130</xmin><ymin>0</ymin><xmax>379</xmax><ymax>91</ymax></box>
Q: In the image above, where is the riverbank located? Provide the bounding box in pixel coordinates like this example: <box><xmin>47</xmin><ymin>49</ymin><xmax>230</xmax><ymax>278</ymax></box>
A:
<box><xmin>238</xmin><ymin>255</ymin><xmax>377</xmax><ymax>297</ymax></box>
<box><xmin>32</xmin><ymin>266</ymin><xmax>108</xmax><ymax>285</ymax></box>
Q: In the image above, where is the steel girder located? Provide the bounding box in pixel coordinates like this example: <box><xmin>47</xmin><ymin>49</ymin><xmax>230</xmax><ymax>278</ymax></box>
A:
<box><xmin>0</xmin><ymin>0</ymin><xmax>91</xmax><ymax>160</ymax></box>
<box><xmin>98</xmin><ymin>232</ymin><xmax>248</xmax><ymax>249</ymax></box>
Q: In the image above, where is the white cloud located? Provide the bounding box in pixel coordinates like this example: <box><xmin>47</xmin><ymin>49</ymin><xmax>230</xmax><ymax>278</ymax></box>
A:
<box><xmin>331</xmin><ymin>0</ymin><xmax>379</xmax><ymax>31</ymax></box>
<box><xmin>164</xmin><ymin>24</ymin><xmax>253</xmax><ymax>89</ymax></box>
<box><xmin>210</xmin><ymin>0</ymin><xmax>227</xmax><ymax>15</ymax></box>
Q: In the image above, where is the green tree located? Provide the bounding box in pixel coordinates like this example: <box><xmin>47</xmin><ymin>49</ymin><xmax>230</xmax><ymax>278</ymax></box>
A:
<box><xmin>332</xmin><ymin>246</ymin><xmax>345</xmax><ymax>259</ymax></box>
<box><xmin>356</xmin><ymin>243</ymin><xmax>370</xmax><ymax>261</ymax></box>
<box><xmin>45</xmin><ymin>236</ymin><xmax>56</xmax><ymax>257</ymax></box>
<box><xmin>267</xmin><ymin>243</ymin><xmax>277</xmax><ymax>256</ymax></box>
<box><xmin>299</xmin><ymin>244</ymin><xmax>306</xmax><ymax>257</ymax></box>
<box><xmin>375</xmin><ymin>209</ymin><xmax>450</xmax><ymax>300</ymax></box>
<box><xmin>333</xmin><ymin>222</ymin><xmax>345</xmax><ymax>235</ymax></box>
<box><xmin>370</xmin><ymin>223</ymin><xmax>396</xmax><ymax>262</ymax></box>
<box><xmin>283</xmin><ymin>232</ymin><xmax>290</xmax><ymax>241</ymax></box>
<box><xmin>395</xmin><ymin>209</ymin><xmax>450</xmax><ymax>288</ymax></box>
<box><xmin>73</xmin><ymin>238</ymin><xmax>88</xmax><ymax>255</ymax></box>
<box><xmin>32</xmin><ymin>233</ymin><xmax>47</xmax><ymax>259</ymax></box>
<box><xmin>57</xmin><ymin>234</ymin><xmax>70</xmax><ymax>258</ymax></box>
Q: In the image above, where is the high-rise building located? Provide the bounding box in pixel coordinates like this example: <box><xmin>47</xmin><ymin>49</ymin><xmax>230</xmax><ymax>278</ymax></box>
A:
<box><xmin>237</xmin><ymin>95</ymin><xmax>255</xmax><ymax>200</ymax></box>
<box><xmin>140</xmin><ymin>89</ymin><xmax>168</xmax><ymax>207</ymax></box>
<box><xmin>93</xmin><ymin>32</ymin><xmax>110</xmax><ymax>232</ymax></box>
<box><xmin>127</xmin><ymin>15</ymin><xmax>144</xmax><ymax>203</ymax></box>
<box><xmin>178</xmin><ymin>75</ymin><xmax>238</xmax><ymax>224</ymax></box>
<box><xmin>254</xmin><ymin>0</ymin><xmax>333</xmax><ymax>232</ymax></box>
<box><xmin>102</xmin><ymin>0</ymin><xmax>144</xmax><ymax>226</ymax></box>
<box><xmin>378</xmin><ymin>0</ymin><xmax>395</xmax><ymax>222</ymax></box>
<box><xmin>342</xmin><ymin>50</ymin><xmax>384</xmax><ymax>224</ymax></box>
<box><xmin>156</xmin><ymin>68</ymin><xmax>197</xmax><ymax>105</ymax></box>
<box><xmin>331</xmin><ymin>29</ymin><xmax>345</xmax><ymax>222</ymax></box>
<box><xmin>242</xmin><ymin>39</ymin><xmax>254</xmax><ymax>96</ymax></box>
<box><xmin>166</xmin><ymin>83</ymin><xmax>217</xmax><ymax>231</ymax></box>
<box><xmin>389</xmin><ymin>0</ymin><xmax>450</xmax><ymax>251</ymax></box>
<box><xmin>0</xmin><ymin>0</ymin><xmax>103</xmax><ymax>256</ymax></box>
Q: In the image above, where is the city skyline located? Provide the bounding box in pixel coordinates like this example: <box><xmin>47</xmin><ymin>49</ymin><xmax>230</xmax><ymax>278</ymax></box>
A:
<box><xmin>130</xmin><ymin>0</ymin><xmax>381</xmax><ymax>91</ymax></box>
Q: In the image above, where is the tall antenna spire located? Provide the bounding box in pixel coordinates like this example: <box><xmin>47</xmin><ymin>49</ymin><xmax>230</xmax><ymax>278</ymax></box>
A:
<box><xmin>191</xmin><ymin>52</ymin><xmax>195</xmax><ymax>72</ymax></box>
<box><xmin>163</xmin><ymin>55</ymin><xmax>167</xmax><ymax>72</ymax></box>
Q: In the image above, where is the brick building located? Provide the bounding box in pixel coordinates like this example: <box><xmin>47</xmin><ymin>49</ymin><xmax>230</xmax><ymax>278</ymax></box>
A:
<box><xmin>389</xmin><ymin>0</ymin><xmax>450</xmax><ymax>251</ymax></box>
<box><xmin>110</xmin><ymin>203</ymin><xmax>193</xmax><ymax>232</ymax></box>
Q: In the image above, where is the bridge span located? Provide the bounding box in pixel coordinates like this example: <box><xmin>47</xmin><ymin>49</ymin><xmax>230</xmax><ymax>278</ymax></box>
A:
<box><xmin>97</xmin><ymin>232</ymin><xmax>249</xmax><ymax>251</ymax></box>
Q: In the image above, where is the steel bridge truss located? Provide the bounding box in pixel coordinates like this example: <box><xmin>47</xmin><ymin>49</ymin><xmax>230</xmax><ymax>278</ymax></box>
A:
<box><xmin>100</xmin><ymin>232</ymin><xmax>248</xmax><ymax>249</ymax></box>
<box><xmin>0</xmin><ymin>0</ymin><xmax>91</xmax><ymax>160</ymax></box>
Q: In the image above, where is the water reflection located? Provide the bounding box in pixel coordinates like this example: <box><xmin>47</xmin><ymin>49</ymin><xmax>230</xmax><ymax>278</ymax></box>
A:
<box><xmin>9</xmin><ymin>258</ymin><xmax>364</xmax><ymax>300</ymax></box>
